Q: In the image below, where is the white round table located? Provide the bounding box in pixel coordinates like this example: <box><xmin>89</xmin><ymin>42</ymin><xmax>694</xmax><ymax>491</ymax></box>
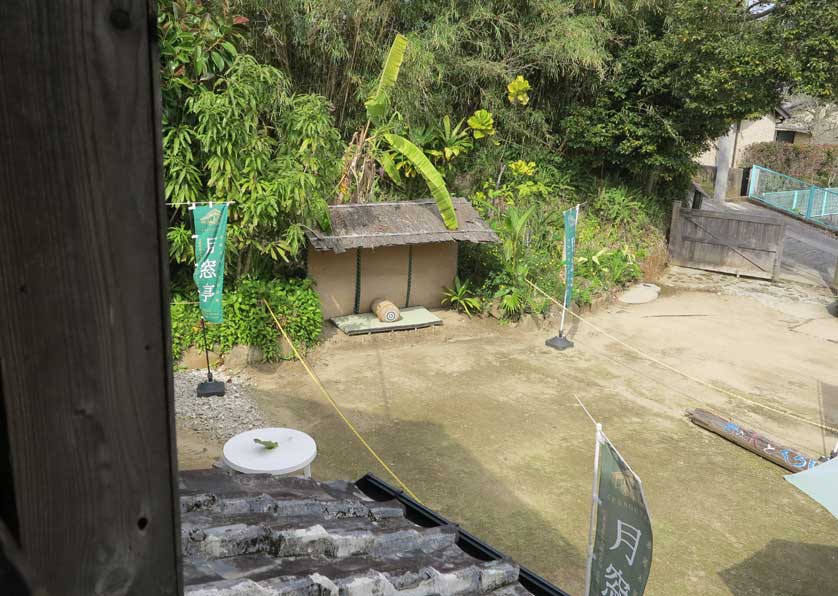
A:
<box><xmin>222</xmin><ymin>428</ymin><xmax>317</xmax><ymax>477</ymax></box>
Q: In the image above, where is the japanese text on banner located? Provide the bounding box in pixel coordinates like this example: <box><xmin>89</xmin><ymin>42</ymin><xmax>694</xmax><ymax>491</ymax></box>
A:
<box><xmin>588</xmin><ymin>431</ymin><xmax>653</xmax><ymax>596</ymax></box>
<box><xmin>192</xmin><ymin>204</ymin><xmax>229</xmax><ymax>323</ymax></box>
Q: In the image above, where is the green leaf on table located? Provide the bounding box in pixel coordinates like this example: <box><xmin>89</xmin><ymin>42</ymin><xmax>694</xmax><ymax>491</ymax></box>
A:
<box><xmin>254</xmin><ymin>438</ymin><xmax>278</xmax><ymax>450</ymax></box>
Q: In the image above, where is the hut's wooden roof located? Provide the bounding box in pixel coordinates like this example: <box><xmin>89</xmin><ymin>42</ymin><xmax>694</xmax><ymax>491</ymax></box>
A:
<box><xmin>306</xmin><ymin>198</ymin><xmax>499</xmax><ymax>253</ymax></box>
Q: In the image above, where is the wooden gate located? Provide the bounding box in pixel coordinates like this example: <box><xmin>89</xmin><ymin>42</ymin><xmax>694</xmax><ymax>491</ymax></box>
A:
<box><xmin>668</xmin><ymin>203</ymin><xmax>786</xmax><ymax>280</ymax></box>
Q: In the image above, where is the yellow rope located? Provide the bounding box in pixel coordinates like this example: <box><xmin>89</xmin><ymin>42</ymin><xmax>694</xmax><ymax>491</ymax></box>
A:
<box><xmin>262</xmin><ymin>300</ymin><xmax>423</xmax><ymax>503</ymax></box>
<box><xmin>526</xmin><ymin>279</ymin><xmax>838</xmax><ymax>436</ymax></box>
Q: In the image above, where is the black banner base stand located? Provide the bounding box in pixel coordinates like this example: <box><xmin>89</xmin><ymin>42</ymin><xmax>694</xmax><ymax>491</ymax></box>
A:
<box><xmin>197</xmin><ymin>317</ymin><xmax>225</xmax><ymax>397</ymax></box>
<box><xmin>546</xmin><ymin>334</ymin><xmax>574</xmax><ymax>351</ymax></box>
<box><xmin>197</xmin><ymin>378</ymin><xmax>226</xmax><ymax>397</ymax></box>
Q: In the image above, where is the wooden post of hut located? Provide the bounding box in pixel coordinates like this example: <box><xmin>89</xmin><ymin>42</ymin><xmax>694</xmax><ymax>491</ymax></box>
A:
<box><xmin>306</xmin><ymin>199</ymin><xmax>499</xmax><ymax>320</ymax></box>
<box><xmin>0</xmin><ymin>3</ymin><xmax>181</xmax><ymax>593</ymax></box>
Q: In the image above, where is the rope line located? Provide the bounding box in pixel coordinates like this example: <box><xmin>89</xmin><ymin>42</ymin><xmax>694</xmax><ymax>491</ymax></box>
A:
<box><xmin>526</xmin><ymin>279</ymin><xmax>838</xmax><ymax>435</ymax></box>
<box><xmin>262</xmin><ymin>300</ymin><xmax>423</xmax><ymax>503</ymax></box>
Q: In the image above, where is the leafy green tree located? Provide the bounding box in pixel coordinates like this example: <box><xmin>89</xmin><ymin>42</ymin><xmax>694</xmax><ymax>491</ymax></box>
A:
<box><xmin>761</xmin><ymin>0</ymin><xmax>838</xmax><ymax>99</ymax></box>
<box><xmin>160</xmin><ymin>0</ymin><xmax>343</xmax><ymax>280</ymax></box>
<box><xmin>229</xmin><ymin>0</ymin><xmax>612</xmax><ymax>162</ymax></box>
<box><xmin>561</xmin><ymin>0</ymin><xmax>837</xmax><ymax>190</ymax></box>
<box><xmin>228</xmin><ymin>0</ymin><xmax>835</xmax><ymax>197</ymax></box>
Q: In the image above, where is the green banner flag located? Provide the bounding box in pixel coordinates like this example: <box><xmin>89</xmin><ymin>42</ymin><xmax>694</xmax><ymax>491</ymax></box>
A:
<box><xmin>563</xmin><ymin>205</ymin><xmax>578</xmax><ymax>308</ymax></box>
<box><xmin>587</xmin><ymin>426</ymin><xmax>653</xmax><ymax>596</ymax></box>
<box><xmin>192</xmin><ymin>204</ymin><xmax>228</xmax><ymax>323</ymax></box>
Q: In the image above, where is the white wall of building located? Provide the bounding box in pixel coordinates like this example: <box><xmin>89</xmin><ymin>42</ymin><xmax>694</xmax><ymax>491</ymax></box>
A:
<box><xmin>696</xmin><ymin>115</ymin><xmax>778</xmax><ymax>168</ymax></box>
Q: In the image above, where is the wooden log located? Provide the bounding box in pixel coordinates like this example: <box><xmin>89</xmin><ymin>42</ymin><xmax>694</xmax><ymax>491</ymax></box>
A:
<box><xmin>371</xmin><ymin>298</ymin><xmax>401</xmax><ymax>323</ymax></box>
<box><xmin>687</xmin><ymin>409</ymin><xmax>819</xmax><ymax>473</ymax></box>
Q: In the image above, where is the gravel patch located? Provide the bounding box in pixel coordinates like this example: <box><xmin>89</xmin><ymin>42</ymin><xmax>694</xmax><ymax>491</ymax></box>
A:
<box><xmin>174</xmin><ymin>368</ymin><xmax>266</xmax><ymax>443</ymax></box>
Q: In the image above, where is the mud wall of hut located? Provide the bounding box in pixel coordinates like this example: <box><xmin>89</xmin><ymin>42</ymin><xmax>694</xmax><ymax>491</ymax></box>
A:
<box><xmin>307</xmin><ymin>242</ymin><xmax>457</xmax><ymax>319</ymax></box>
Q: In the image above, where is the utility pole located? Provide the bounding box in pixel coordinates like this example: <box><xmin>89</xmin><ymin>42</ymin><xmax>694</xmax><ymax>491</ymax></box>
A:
<box><xmin>714</xmin><ymin>123</ymin><xmax>738</xmax><ymax>202</ymax></box>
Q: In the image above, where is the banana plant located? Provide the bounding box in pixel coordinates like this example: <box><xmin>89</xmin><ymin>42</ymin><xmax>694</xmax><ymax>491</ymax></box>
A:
<box><xmin>384</xmin><ymin>134</ymin><xmax>458</xmax><ymax>229</ymax></box>
<box><xmin>364</xmin><ymin>34</ymin><xmax>408</xmax><ymax>125</ymax></box>
<box><xmin>337</xmin><ymin>34</ymin><xmax>459</xmax><ymax>230</ymax></box>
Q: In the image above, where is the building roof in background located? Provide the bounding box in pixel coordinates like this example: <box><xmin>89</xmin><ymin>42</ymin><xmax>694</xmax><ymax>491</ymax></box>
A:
<box><xmin>306</xmin><ymin>198</ymin><xmax>499</xmax><ymax>253</ymax></box>
<box><xmin>775</xmin><ymin>121</ymin><xmax>812</xmax><ymax>134</ymax></box>
<box><xmin>777</xmin><ymin>98</ymin><xmax>817</xmax><ymax>134</ymax></box>
<box><xmin>774</xmin><ymin>105</ymin><xmax>792</xmax><ymax>121</ymax></box>
<box><xmin>180</xmin><ymin>467</ymin><xmax>565</xmax><ymax>596</ymax></box>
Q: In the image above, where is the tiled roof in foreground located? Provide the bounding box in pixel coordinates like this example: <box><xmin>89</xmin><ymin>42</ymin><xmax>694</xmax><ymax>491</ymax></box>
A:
<box><xmin>179</xmin><ymin>468</ymin><xmax>566</xmax><ymax>596</ymax></box>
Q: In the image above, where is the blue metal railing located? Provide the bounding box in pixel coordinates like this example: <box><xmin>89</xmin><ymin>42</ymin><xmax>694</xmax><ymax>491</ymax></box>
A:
<box><xmin>748</xmin><ymin>165</ymin><xmax>838</xmax><ymax>230</ymax></box>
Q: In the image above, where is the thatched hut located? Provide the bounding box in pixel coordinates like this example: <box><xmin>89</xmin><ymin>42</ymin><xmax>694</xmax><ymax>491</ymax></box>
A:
<box><xmin>306</xmin><ymin>198</ymin><xmax>498</xmax><ymax>319</ymax></box>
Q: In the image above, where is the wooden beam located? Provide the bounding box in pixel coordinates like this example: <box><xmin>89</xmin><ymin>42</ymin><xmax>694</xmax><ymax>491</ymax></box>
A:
<box><xmin>0</xmin><ymin>1</ymin><xmax>181</xmax><ymax>594</ymax></box>
<box><xmin>687</xmin><ymin>409</ymin><xmax>819</xmax><ymax>473</ymax></box>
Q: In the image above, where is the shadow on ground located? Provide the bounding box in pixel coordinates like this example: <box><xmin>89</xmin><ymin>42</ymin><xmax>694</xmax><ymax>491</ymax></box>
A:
<box><xmin>254</xmin><ymin>389</ymin><xmax>587</xmax><ymax>593</ymax></box>
<box><xmin>719</xmin><ymin>539</ymin><xmax>838</xmax><ymax>596</ymax></box>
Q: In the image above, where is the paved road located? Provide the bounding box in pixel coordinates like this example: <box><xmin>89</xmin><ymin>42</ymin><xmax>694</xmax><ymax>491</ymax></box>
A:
<box><xmin>705</xmin><ymin>198</ymin><xmax>838</xmax><ymax>287</ymax></box>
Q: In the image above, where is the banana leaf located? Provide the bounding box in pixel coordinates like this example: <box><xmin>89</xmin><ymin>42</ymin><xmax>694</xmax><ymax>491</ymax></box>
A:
<box><xmin>384</xmin><ymin>133</ymin><xmax>458</xmax><ymax>230</ymax></box>
<box><xmin>376</xmin><ymin>151</ymin><xmax>402</xmax><ymax>186</ymax></box>
<box><xmin>364</xmin><ymin>34</ymin><xmax>408</xmax><ymax>124</ymax></box>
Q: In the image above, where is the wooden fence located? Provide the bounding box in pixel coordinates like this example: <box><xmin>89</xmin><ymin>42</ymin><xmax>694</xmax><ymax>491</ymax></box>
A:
<box><xmin>668</xmin><ymin>204</ymin><xmax>786</xmax><ymax>281</ymax></box>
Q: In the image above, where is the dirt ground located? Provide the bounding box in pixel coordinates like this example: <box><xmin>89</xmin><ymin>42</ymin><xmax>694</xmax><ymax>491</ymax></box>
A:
<box><xmin>178</xmin><ymin>268</ymin><xmax>838</xmax><ymax>596</ymax></box>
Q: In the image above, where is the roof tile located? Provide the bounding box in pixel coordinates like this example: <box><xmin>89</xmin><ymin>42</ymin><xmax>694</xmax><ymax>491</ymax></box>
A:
<box><xmin>180</xmin><ymin>468</ymin><xmax>536</xmax><ymax>596</ymax></box>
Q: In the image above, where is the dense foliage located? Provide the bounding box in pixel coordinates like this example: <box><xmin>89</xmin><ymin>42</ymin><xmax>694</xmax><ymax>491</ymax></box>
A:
<box><xmin>161</xmin><ymin>0</ymin><xmax>343</xmax><ymax>281</ymax></box>
<box><xmin>459</xmin><ymin>164</ymin><xmax>665</xmax><ymax>316</ymax></box>
<box><xmin>763</xmin><ymin>0</ymin><xmax>838</xmax><ymax>100</ymax></box>
<box><xmin>171</xmin><ymin>278</ymin><xmax>321</xmax><ymax>361</ymax></box>
<box><xmin>562</xmin><ymin>2</ymin><xmax>788</xmax><ymax>189</ymax></box>
<box><xmin>228</xmin><ymin>0</ymin><xmax>836</xmax><ymax>195</ymax></box>
<box><xmin>160</xmin><ymin>0</ymin><xmax>836</xmax><ymax>343</ymax></box>
<box><xmin>742</xmin><ymin>142</ymin><xmax>838</xmax><ymax>187</ymax></box>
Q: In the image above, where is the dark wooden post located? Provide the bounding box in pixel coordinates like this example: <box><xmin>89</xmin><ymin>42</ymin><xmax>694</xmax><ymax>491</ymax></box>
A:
<box><xmin>0</xmin><ymin>2</ymin><xmax>181</xmax><ymax>594</ymax></box>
